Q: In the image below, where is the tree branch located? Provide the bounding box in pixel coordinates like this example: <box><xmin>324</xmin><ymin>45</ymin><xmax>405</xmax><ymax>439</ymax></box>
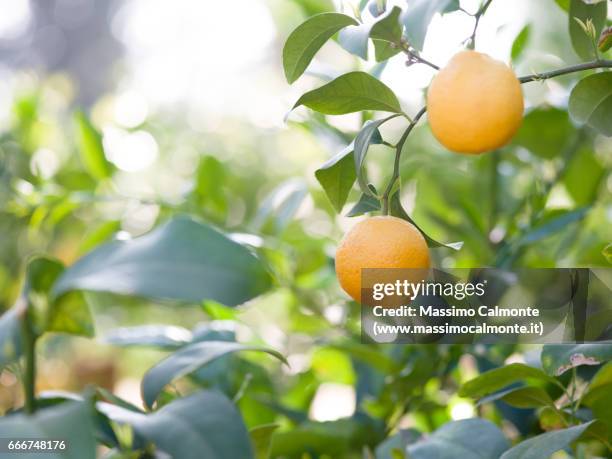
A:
<box><xmin>518</xmin><ymin>59</ymin><xmax>612</xmax><ymax>83</ymax></box>
<box><xmin>381</xmin><ymin>107</ymin><xmax>427</xmax><ymax>215</ymax></box>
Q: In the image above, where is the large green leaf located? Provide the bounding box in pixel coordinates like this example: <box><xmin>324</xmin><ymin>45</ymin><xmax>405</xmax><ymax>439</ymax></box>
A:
<box><xmin>292</xmin><ymin>72</ymin><xmax>403</xmax><ymax>115</ymax></box>
<box><xmin>541</xmin><ymin>343</ymin><xmax>612</xmax><ymax>376</ymax></box>
<box><xmin>0</xmin><ymin>401</ymin><xmax>96</xmax><ymax>459</ymax></box>
<box><xmin>568</xmin><ymin>72</ymin><xmax>612</xmax><ymax>136</ymax></box>
<box><xmin>52</xmin><ymin>216</ymin><xmax>272</xmax><ymax>306</ymax></box>
<box><xmin>98</xmin><ymin>390</ymin><xmax>253</xmax><ymax>459</ymax></box>
<box><xmin>496</xmin><ymin>386</ymin><xmax>555</xmax><ymax>409</ymax></box>
<box><xmin>346</xmin><ymin>191</ymin><xmax>381</xmax><ymax>216</ymax></box>
<box><xmin>406</xmin><ymin>419</ymin><xmax>509</xmax><ymax>459</ymax></box>
<box><xmin>141</xmin><ymin>340</ymin><xmax>287</xmax><ymax>409</ymax></box>
<box><xmin>74</xmin><ymin>111</ymin><xmax>112</xmax><ymax>180</ymax></box>
<box><xmin>459</xmin><ymin>363</ymin><xmax>558</xmax><ymax>398</ymax></box>
<box><xmin>283</xmin><ymin>13</ymin><xmax>358</xmax><ymax>83</ymax></box>
<box><xmin>104</xmin><ymin>325</ymin><xmax>192</xmax><ymax>349</ymax></box>
<box><xmin>582</xmin><ymin>362</ymin><xmax>612</xmax><ymax>428</ymax></box>
<box><xmin>569</xmin><ymin>0</ymin><xmax>607</xmax><ymax>60</ymax></box>
<box><xmin>514</xmin><ymin>107</ymin><xmax>575</xmax><ymax>158</ymax></box>
<box><xmin>500</xmin><ymin>421</ymin><xmax>595</xmax><ymax>459</ymax></box>
<box><xmin>402</xmin><ymin>0</ymin><xmax>454</xmax><ymax>51</ymax></box>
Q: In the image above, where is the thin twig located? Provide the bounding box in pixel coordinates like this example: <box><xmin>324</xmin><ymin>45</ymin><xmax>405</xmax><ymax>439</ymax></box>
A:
<box><xmin>467</xmin><ymin>0</ymin><xmax>494</xmax><ymax>49</ymax></box>
<box><xmin>519</xmin><ymin>59</ymin><xmax>612</xmax><ymax>83</ymax></box>
<box><xmin>381</xmin><ymin>107</ymin><xmax>427</xmax><ymax>215</ymax></box>
<box><xmin>399</xmin><ymin>42</ymin><xmax>440</xmax><ymax>70</ymax></box>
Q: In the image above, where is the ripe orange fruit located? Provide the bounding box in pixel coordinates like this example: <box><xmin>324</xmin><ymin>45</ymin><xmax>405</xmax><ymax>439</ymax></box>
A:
<box><xmin>335</xmin><ymin>216</ymin><xmax>430</xmax><ymax>303</ymax></box>
<box><xmin>427</xmin><ymin>50</ymin><xmax>524</xmax><ymax>154</ymax></box>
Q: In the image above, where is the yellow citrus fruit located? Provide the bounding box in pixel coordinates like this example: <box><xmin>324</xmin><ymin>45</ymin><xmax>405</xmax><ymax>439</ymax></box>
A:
<box><xmin>427</xmin><ymin>50</ymin><xmax>524</xmax><ymax>154</ymax></box>
<box><xmin>335</xmin><ymin>216</ymin><xmax>430</xmax><ymax>303</ymax></box>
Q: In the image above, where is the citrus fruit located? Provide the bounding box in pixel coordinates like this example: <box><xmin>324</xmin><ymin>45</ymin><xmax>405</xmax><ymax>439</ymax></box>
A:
<box><xmin>427</xmin><ymin>50</ymin><xmax>524</xmax><ymax>154</ymax></box>
<box><xmin>335</xmin><ymin>216</ymin><xmax>430</xmax><ymax>303</ymax></box>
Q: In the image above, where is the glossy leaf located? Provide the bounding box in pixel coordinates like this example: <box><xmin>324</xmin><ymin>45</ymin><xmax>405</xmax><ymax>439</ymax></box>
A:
<box><xmin>0</xmin><ymin>401</ymin><xmax>96</xmax><ymax>459</ymax></box>
<box><xmin>498</xmin><ymin>386</ymin><xmax>555</xmax><ymax>408</ymax></box>
<box><xmin>74</xmin><ymin>111</ymin><xmax>112</xmax><ymax>180</ymax></box>
<box><xmin>406</xmin><ymin>419</ymin><xmax>509</xmax><ymax>459</ymax></box>
<box><xmin>541</xmin><ymin>343</ymin><xmax>612</xmax><ymax>376</ymax></box>
<box><xmin>568</xmin><ymin>72</ymin><xmax>612</xmax><ymax>136</ymax></box>
<box><xmin>500</xmin><ymin>421</ymin><xmax>595</xmax><ymax>459</ymax></box>
<box><xmin>402</xmin><ymin>0</ymin><xmax>454</xmax><ymax>51</ymax></box>
<box><xmin>292</xmin><ymin>71</ymin><xmax>403</xmax><ymax>115</ymax></box>
<box><xmin>53</xmin><ymin>217</ymin><xmax>272</xmax><ymax>307</ymax></box>
<box><xmin>104</xmin><ymin>325</ymin><xmax>192</xmax><ymax>349</ymax></box>
<box><xmin>511</xmin><ymin>25</ymin><xmax>531</xmax><ymax>60</ymax></box>
<box><xmin>569</xmin><ymin>0</ymin><xmax>607</xmax><ymax>60</ymax></box>
<box><xmin>141</xmin><ymin>340</ymin><xmax>287</xmax><ymax>409</ymax></box>
<box><xmin>252</xmin><ymin>179</ymin><xmax>308</xmax><ymax>234</ymax></box>
<box><xmin>459</xmin><ymin>363</ymin><xmax>557</xmax><ymax>398</ymax></box>
<box><xmin>99</xmin><ymin>390</ymin><xmax>254</xmax><ymax>459</ymax></box>
<box><xmin>283</xmin><ymin>13</ymin><xmax>358</xmax><ymax>83</ymax></box>
<box><xmin>315</xmin><ymin>144</ymin><xmax>356</xmax><ymax>212</ymax></box>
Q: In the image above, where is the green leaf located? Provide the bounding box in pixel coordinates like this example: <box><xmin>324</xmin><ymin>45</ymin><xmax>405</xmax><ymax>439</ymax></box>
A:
<box><xmin>402</xmin><ymin>0</ymin><xmax>454</xmax><ymax>52</ymax></box>
<box><xmin>26</xmin><ymin>256</ymin><xmax>94</xmax><ymax>338</ymax></box>
<box><xmin>376</xmin><ymin>429</ymin><xmax>421</xmax><ymax>459</ymax></box>
<box><xmin>459</xmin><ymin>363</ymin><xmax>558</xmax><ymax>398</ymax></box>
<box><xmin>315</xmin><ymin>145</ymin><xmax>357</xmax><ymax>212</ymax></box>
<box><xmin>0</xmin><ymin>401</ymin><xmax>97</xmax><ymax>459</ymax></box>
<box><xmin>390</xmin><ymin>191</ymin><xmax>463</xmax><ymax>250</ymax></box>
<box><xmin>354</xmin><ymin>117</ymin><xmax>396</xmax><ymax>195</ymax></box>
<box><xmin>555</xmin><ymin>0</ymin><xmax>570</xmax><ymax>12</ymax></box>
<box><xmin>569</xmin><ymin>0</ymin><xmax>607</xmax><ymax>60</ymax></box>
<box><xmin>250</xmin><ymin>424</ymin><xmax>279</xmax><ymax>459</ymax></box>
<box><xmin>347</xmin><ymin>191</ymin><xmax>381</xmax><ymax>216</ymax></box>
<box><xmin>371</xmin><ymin>6</ymin><xmax>403</xmax><ymax>61</ymax></box>
<box><xmin>141</xmin><ymin>340</ymin><xmax>287</xmax><ymax>409</ymax></box>
<box><xmin>563</xmin><ymin>146</ymin><xmax>605</xmax><ymax>205</ymax></box>
<box><xmin>599</xmin><ymin>26</ymin><xmax>612</xmax><ymax>52</ymax></box>
<box><xmin>582</xmin><ymin>362</ymin><xmax>612</xmax><ymax>427</ymax></box>
<box><xmin>568</xmin><ymin>72</ymin><xmax>612</xmax><ymax>136</ymax></box>
<box><xmin>498</xmin><ymin>386</ymin><xmax>555</xmax><ymax>408</ymax></box>
<box><xmin>292</xmin><ymin>71</ymin><xmax>403</xmax><ymax>115</ymax></box>
<box><xmin>500</xmin><ymin>421</ymin><xmax>596</xmax><ymax>459</ymax></box>
<box><xmin>541</xmin><ymin>343</ymin><xmax>612</xmax><ymax>376</ymax></box>
<box><xmin>0</xmin><ymin>306</ymin><xmax>23</xmax><ymax>368</ymax></box>
<box><xmin>283</xmin><ymin>13</ymin><xmax>358</xmax><ymax>83</ymax></box>
<box><xmin>339</xmin><ymin>23</ymin><xmax>372</xmax><ymax>60</ymax></box>
<box><xmin>53</xmin><ymin>216</ymin><xmax>272</xmax><ymax>307</ymax></box>
<box><xmin>99</xmin><ymin>390</ymin><xmax>254</xmax><ymax>459</ymax></box>
<box><xmin>406</xmin><ymin>419</ymin><xmax>509</xmax><ymax>459</ymax></box>
<box><xmin>514</xmin><ymin>107</ymin><xmax>575</xmax><ymax>158</ymax></box>
<box><xmin>74</xmin><ymin>111</ymin><xmax>112</xmax><ymax>180</ymax></box>
<box><xmin>104</xmin><ymin>325</ymin><xmax>192</xmax><ymax>349</ymax></box>
<box><xmin>516</xmin><ymin>208</ymin><xmax>589</xmax><ymax>246</ymax></box>
<box><xmin>511</xmin><ymin>25</ymin><xmax>531</xmax><ymax>61</ymax></box>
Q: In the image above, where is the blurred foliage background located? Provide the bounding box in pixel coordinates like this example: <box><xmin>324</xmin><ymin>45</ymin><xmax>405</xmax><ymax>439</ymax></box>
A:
<box><xmin>0</xmin><ymin>0</ymin><xmax>610</xmax><ymax>456</ymax></box>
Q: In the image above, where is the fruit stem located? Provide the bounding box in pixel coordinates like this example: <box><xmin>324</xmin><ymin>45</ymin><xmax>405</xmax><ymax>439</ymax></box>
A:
<box><xmin>518</xmin><ymin>59</ymin><xmax>612</xmax><ymax>83</ymax></box>
<box><xmin>381</xmin><ymin>107</ymin><xmax>427</xmax><ymax>215</ymax></box>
